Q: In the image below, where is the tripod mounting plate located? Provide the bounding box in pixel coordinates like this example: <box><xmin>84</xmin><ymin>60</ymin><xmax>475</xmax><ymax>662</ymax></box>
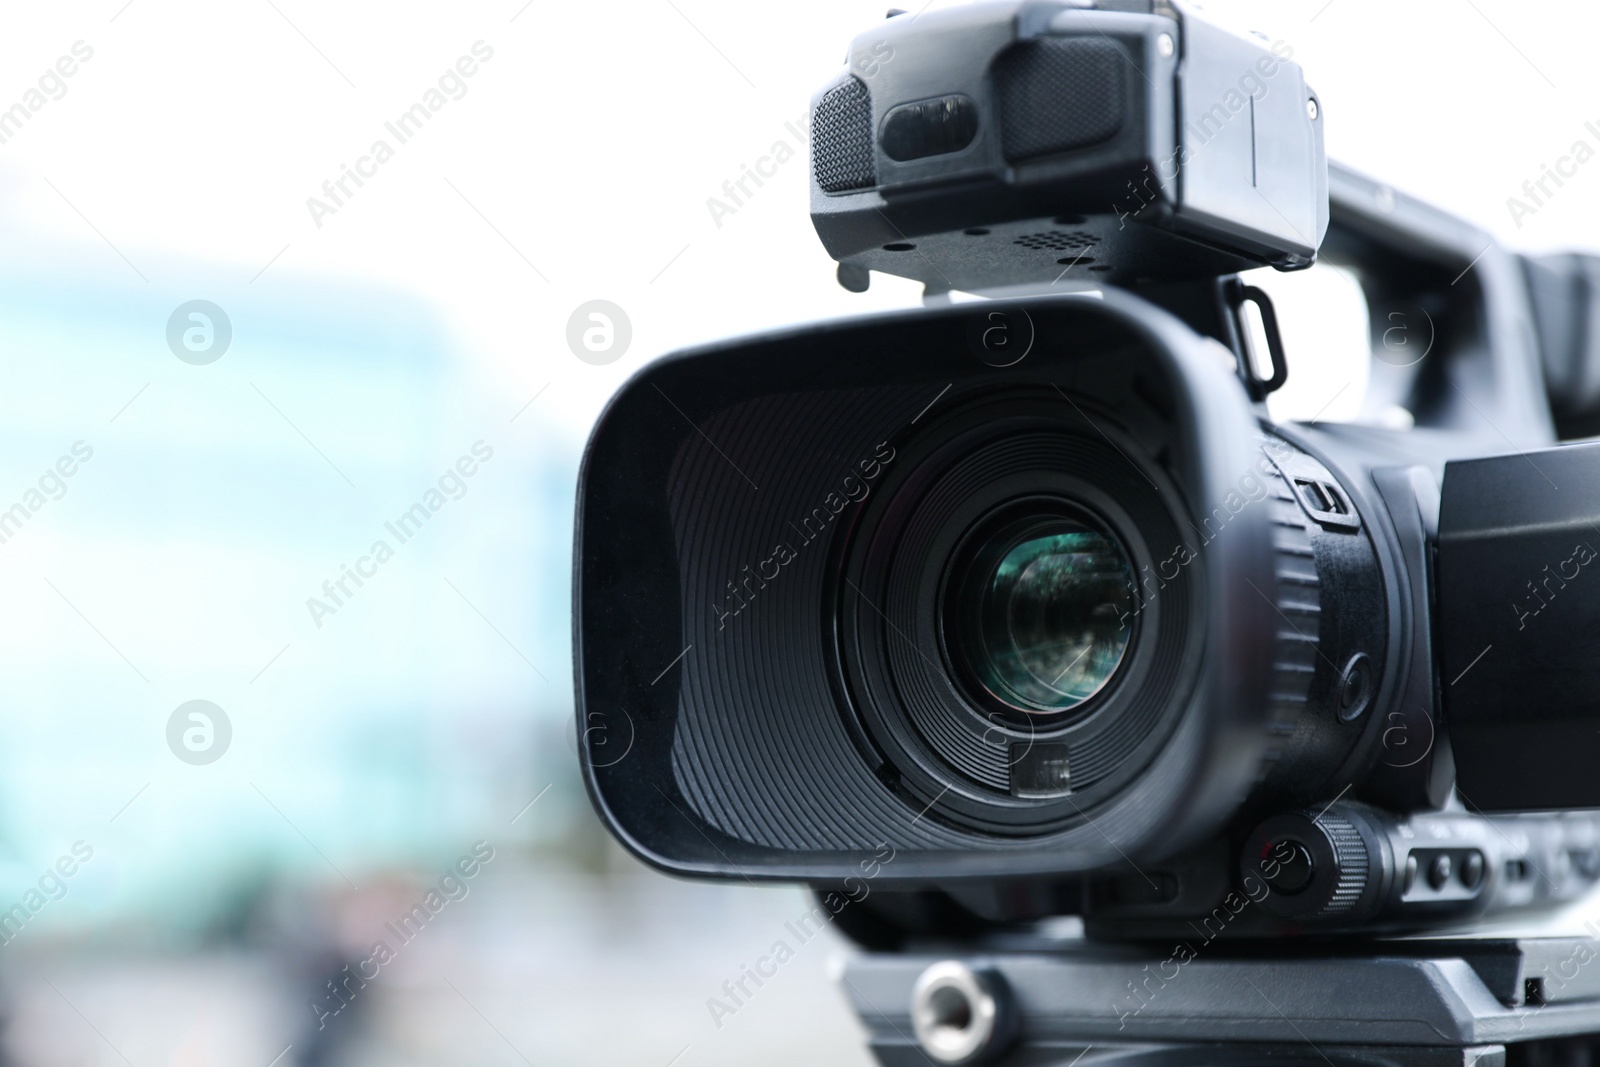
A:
<box><xmin>842</xmin><ymin>937</ymin><xmax>1600</xmax><ymax>1066</ymax></box>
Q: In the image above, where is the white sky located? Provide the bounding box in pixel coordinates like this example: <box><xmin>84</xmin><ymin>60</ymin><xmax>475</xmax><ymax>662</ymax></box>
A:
<box><xmin>0</xmin><ymin>0</ymin><xmax>1594</xmax><ymax>437</ymax></box>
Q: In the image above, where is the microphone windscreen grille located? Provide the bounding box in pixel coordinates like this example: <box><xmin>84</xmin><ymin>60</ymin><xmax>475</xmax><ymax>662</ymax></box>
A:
<box><xmin>813</xmin><ymin>77</ymin><xmax>877</xmax><ymax>193</ymax></box>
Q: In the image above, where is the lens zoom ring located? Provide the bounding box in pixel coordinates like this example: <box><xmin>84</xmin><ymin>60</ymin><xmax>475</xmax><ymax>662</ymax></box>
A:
<box><xmin>1255</xmin><ymin>443</ymin><xmax>1321</xmax><ymax>775</ymax></box>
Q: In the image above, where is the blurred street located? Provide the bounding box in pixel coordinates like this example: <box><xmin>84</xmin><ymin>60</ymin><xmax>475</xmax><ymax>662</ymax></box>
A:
<box><xmin>0</xmin><ymin>845</ymin><xmax>872</xmax><ymax>1066</ymax></box>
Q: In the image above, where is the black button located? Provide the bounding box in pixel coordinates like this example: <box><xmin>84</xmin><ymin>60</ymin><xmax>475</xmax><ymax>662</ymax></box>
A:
<box><xmin>1263</xmin><ymin>839</ymin><xmax>1315</xmax><ymax>895</ymax></box>
<box><xmin>1459</xmin><ymin>851</ymin><xmax>1485</xmax><ymax>890</ymax></box>
<box><xmin>1574</xmin><ymin>848</ymin><xmax>1600</xmax><ymax>878</ymax></box>
<box><xmin>1428</xmin><ymin>853</ymin><xmax>1452</xmax><ymax>890</ymax></box>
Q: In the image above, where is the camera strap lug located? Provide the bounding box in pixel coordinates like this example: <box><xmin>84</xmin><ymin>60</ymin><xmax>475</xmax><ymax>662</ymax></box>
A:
<box><xmin>1224</xmin><ymin>276</ymin><xmax>1289</xmax><ymax>400</ymax></box>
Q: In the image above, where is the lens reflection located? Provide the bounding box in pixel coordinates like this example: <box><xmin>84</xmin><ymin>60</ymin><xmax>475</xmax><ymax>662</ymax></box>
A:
<box><xmin>964</xmin><ymin>524</ymin><xmax>1133</xmax><ymax>714</ymax></box>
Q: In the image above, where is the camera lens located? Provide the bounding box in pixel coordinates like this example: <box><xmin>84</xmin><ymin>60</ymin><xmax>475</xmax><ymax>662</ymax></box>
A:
<box><xmin>839</xmin><ymin>406</ymin><xmax>1200</xmax><ymax>837</ymax></box>
<box><xmin>947</xmin><ymin>509</ymin><xmax>1134</xmax><ymax>717</ymax></box>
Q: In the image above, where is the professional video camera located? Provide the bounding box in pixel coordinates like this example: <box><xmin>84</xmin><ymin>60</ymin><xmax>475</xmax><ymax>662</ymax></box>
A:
<box><xmin>575</xmin><ymin>2</ymin><xmax>1600</xmax><ymax>1063</ymax></box>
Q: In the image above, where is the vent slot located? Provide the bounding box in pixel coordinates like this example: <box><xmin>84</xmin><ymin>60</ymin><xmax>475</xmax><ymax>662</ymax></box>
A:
<box><xmin>1013</xmin><ymin>231</ymin><xmax>1102</xmax><ymax>252</ymax></box>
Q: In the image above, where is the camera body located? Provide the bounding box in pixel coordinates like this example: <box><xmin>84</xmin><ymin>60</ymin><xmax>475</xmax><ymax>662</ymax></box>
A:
<box><xmin>574</xmin><ymin>0</ymin><xmax>1600</xmax><ymax>941</ymax></box>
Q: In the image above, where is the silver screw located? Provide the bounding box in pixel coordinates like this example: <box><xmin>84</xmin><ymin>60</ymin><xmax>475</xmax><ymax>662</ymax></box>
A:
<box><xmin>1306</xmin><ymin>98</ymin><xmax>1320</xmax><ymax>121</ymax></box>
<box><xmin>911</xmin><ymin>961</ymin><xmax>1010</xmax><ymax>1064</ymax></box>
<box><xmin>1157</xmin><ymin>33</ymin><xmax>1175</xmax><ymax>58</ymax></box>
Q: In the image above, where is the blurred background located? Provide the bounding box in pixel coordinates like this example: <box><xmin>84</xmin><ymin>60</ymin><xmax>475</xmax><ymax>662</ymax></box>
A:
<box><xmin>0</xmin><ymin>0</ymin><xmax>1596</xmax><ymax>1062</ymax></box>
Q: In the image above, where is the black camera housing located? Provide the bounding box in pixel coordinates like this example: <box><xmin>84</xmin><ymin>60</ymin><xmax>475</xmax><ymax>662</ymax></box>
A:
<box><xmin>578</xmin><ymin>293</ymin><xmax>1297</xmax><ymax>883</ymax></box>
<box><xmin>811</xmin><ymin>0</ymin><xmax>1326</xmax><ymax>293</ymax></box>
<box><xmin>574</xmin><ymin>0</ymin><xmax>1600</xmax><ymax>939</ymax></box>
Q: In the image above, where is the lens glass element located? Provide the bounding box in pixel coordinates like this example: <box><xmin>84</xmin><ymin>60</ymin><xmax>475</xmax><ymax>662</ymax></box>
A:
<box><xmin>953</xmin><ymin>518</ymin><xmax>1133</xmax><ymax>715</ymax></box>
